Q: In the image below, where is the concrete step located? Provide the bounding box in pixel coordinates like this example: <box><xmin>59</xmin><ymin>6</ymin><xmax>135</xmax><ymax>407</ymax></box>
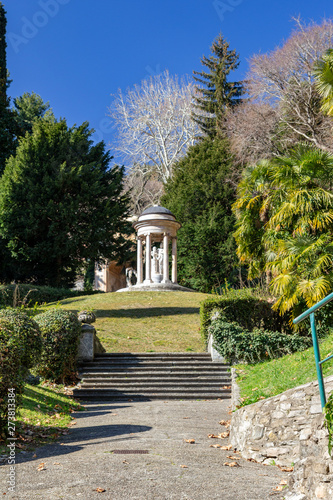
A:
<box><xmin>80</xmin><ymin>361</ymin><xmax>227</xmax><ymax>371</ymax></box>
<box><xmin>74</xmin><ymin>352</ymin><xmax>231</xmax><ymax>401</ymax></box>
<box><xmin>81</xmin><ymin>376</ymin><xmax>231</xmax><ymax>384</ymax></box>
<box><xmin>79</xmin><ymin>365</ymin><xmax>228</xmax><ymax>371</ymax></box>
<box><xmin>95</xmin><ymin>353</ymin><xmax>211</xmax><ymax>359</ymax></box>
<box><xmin>81</xmin><ymin>381</ymin><xmax>231</xmax><ymax>388</ymax></box>
<box><xmin>72</xmin><ymin>389</ymin><xmax>231</xmax><ymax>400</ymax></box>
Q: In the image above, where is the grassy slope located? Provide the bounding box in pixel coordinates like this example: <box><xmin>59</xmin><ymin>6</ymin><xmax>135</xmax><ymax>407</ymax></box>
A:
<box><xmin>0</xmin><ymin>384</ymin><xmax>83</xmax><ymax>455</ymax></box>
<box><xmin>52</xmin><ymin>291</ymin><xmax>209</xmax><ymax>353</ymax></box>
<box><xmin>236</xmin><ymin>331</ymin><xmax>333</xmax><ymax>406</ymax></box>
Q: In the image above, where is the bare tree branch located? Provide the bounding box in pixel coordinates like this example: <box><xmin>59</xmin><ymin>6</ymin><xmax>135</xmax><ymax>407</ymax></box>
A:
<box><xmin>227</xmin><ymin>18</ymin><xmax>333</xmax><ymax>164</ymax></box>
<box><xmin>108</xmin><ymin>70</ymin><xmax>201</xmax><ymax>183</ymax></box>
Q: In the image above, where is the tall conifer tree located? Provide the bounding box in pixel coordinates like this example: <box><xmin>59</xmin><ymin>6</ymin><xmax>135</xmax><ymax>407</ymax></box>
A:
<box><xmin>193</xmin><ymin>34</ymin><xmax>243</xmax><ymax>137</ymax></box>
<box><xmin>0</xmin><ymin>2</ymin><xmax>16</xmax><ymax>174</ymax></box>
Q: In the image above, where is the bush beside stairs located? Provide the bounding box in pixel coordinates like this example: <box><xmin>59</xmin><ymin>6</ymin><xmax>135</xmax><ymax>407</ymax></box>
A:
<box><xmin>73</xmin><ymin>353</ymin><xmax>231</xmax><ymax>401</ymax></box>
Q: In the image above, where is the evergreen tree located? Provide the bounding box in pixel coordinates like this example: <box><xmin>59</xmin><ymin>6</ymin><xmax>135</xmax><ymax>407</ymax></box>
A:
<box><xmin>13</xmin><ymin>92</ymin><xmax>55</xmax><ymax>136</ymax></box>
<box><xmin>193</xmin><ymin>34</ymin><xmax>243</xmax><ymax>138</ymax></box>
<box><xmin>0</xmin><ymin>2</ymin><xmax>16</xmax><ymax>174</ymax></box>
<box><xmin>161</xmin><ymin>137</ymin><xmax>239</xmax><ymax>292</ymax></box>
<box><xmin>0</xmin><ymin>118</ymin><xmax>133</xmax><ymax>287</ymax></box>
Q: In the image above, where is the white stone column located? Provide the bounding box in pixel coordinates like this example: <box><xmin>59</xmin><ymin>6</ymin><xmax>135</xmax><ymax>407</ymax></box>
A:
<box><xmin>137</xmin><ymin>237</ymin><xmax>143</xmax><ymax>284</ymax></box>
<box><xmin>144</xmin><ymin>233</ymin><xmax>152</xmax><ymax>284</ymax></box>
<box><xmin>171</xmin><ymin>237</ymin><xmax>177</xmax><ymax>284</ymax></box>
<box><xmin>162</xmin><ymin>233</ymin><xmax>170</xmax><ymax>283</ymax></box>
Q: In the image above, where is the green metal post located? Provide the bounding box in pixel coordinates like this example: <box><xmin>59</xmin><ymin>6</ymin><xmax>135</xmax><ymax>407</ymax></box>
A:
<box><xmin>310</xmin><ymin>313</ymin><xmax>326</xmax><ymax>409</ymax></box>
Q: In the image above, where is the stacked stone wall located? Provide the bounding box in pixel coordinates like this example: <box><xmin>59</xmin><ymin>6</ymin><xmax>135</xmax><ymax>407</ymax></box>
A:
<box><xmin>231</xmin><ymin>374</ymin><xmax>333</xmax><ymax>499</ymax></box>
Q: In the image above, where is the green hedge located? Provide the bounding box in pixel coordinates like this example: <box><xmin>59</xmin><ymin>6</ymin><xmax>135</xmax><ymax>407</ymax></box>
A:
<box><xmin>0</xmin><ymin>309</ymin><xmax>42</xmax><ymax>369</ymax></box>
<box><xmin>209</xmin><ymin>319</ymin><xmax>311</xmax><ymax>364</ymax></box>
<box><xmin>0</xmin><ymin>311</ymin><xmax>42</xmax><ymax>437</ymax></box>
<box><xmin>0</xmin><ymin>284</ymin><xmax>102</xmax><ymax>307</ymax></box>
<box><xmin>200</xmin><ymin>288</ymin><xmax>291</xmax><ymax>344</ymax></box>
<box><xmin>35</xmin><ymin>309</ymin><xmax>82</xmax><ymax>383</ymax></box>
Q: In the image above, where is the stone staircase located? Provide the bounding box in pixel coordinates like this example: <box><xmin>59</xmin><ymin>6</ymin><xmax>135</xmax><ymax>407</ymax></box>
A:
<box><xmin>73</xmin><ymin>353</ymin><xmax>232</xmax><ymax>401</ymax></box>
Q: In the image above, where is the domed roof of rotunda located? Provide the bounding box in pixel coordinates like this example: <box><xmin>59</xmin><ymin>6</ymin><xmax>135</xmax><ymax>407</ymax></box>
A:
<box><xmin>141</xmin><ymin>205</ymin><xmax>175</xmax><ymax>218</ymax></box>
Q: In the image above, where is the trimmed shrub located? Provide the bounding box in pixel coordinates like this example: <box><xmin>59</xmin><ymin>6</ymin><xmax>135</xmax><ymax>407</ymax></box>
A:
<box><xmin>0</xmin><ymin>309</ymin><xmax>42</xmax><ymax>369</ymax></box>
<box><xmin>200</xmin><ymin>288</ymin><xmax>291</xmax><ymax>344</ymax></box>
<box><xmin>34</xmin><ymin>309</ymin><xmax>81</xmax><ymax>383</ymax></box>
<box><xmin>0</xmin><ymin>283</ymin><xmax>101</xmax><ymax>308</ymax></box>
<box><xmin>0</xmin><ymin>319</ymin><xmax>26</xmax><ymax>437</ymax></box>
<box><xmin>209</xmin><ymin>319</ymin><xmax>311</xmax><ymax>364</ymax></box>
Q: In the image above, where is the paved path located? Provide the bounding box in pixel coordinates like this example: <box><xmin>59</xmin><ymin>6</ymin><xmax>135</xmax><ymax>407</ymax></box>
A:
<box><xmin>1</xmin><ymin>400</ymin><xmax>287</xmax><ymax>499</ymax></box>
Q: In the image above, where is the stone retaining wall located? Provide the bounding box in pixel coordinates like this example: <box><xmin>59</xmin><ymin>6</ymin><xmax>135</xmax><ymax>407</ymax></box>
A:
<box><xmin>231</xmin><ymin>375</ymin><xmax>333</xmax><ymax>499</ymax></box>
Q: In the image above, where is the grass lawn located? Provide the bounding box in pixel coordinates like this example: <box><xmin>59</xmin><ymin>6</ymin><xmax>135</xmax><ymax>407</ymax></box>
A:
<box><xmin>236</xmin><ymin>330</ymin><xmax>333</xmax><ymax>406</ymax></box>
<box><xmin>0</xmin><ymin>383</ymin><xmax>84</xmax><ymax>455</ymax></box>
<box><xmin>50</xmin><ymin>291</ymin><xmax>209</xmax><ymax>353</ymax></box>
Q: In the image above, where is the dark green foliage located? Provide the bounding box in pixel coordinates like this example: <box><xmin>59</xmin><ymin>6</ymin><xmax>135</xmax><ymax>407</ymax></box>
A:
<box><xmin>0</xmin><ymin>3</ymin><xmax>17</xmax><ymax>174</ymax></box>
<box><xmin>162</xmin><ymin>137</ymin><xmax>239</xmax><ymax>292</ymax></box>
<box><xmin>34</xmin><ymin>309</ymin><xmax>81</xmax><ymax>383</ymax></box>
<box><xmin>84</xmin><ymin>261</ymin><xmax>95</xmax><ymax>291</ymax></box>
<box><xmin>209</xmin><ymin>319</ymin><xmax>311</xmax><ymax>364</ymax></box>
<box><xmin>312</xmin><ymin>301</ymin><xmax>333</xmax><ymax>339</ymax></box>
<box><xmin>0</xmin><ymin>283</ymin><xmax>101</xmax><ymax>307</ymax></box>
<box><xmin>0</xmin><ymin>310</ymin><xmax>42</xmax><ymax>436</ymax></box>
<box><xmin>13</xmin><ymin>92</ymin><xmax>54</xmax><ymax>136</ymax></box>
<box><xmin>0</xmin><ymin>118</ymin><xmax>133</xmax><ymax>286</ymax></box>
<box><xmin>193</xmin><ymin>33</ymin><xmax>243</xmax><ymax>137</ymax></box>
<box><xmin>324</xmin><ymin>392</ymin><xmax>333</xmax><ymax>454</ymax></box>
<box><xmin>200</xmin><ymin>288</ymin><xmax>291</xmax><ymax>343</ymax></box>
<box><xmin>0</xmin><ymin>319</ymin><xmax>25</xmax><ymax>436</ymax></box>
<box><xmin>0</xmin><ymin>308</ymin><xmax>42</xmax><ymax>369</ymax></box>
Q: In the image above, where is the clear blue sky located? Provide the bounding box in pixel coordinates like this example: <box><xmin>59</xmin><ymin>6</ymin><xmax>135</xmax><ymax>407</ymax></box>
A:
<box><xmin>4</xmin><ymin>0</ymin><xmax>333</xmax><ymax>161</ymax></box>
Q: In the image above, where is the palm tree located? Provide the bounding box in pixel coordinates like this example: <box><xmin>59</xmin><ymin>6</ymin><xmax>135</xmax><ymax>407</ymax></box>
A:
<box><xmin>313</xmin><ymin>48</ymin><xmax>333</xmax><ymax>116</ymax></box>
<box><xmin>233</xmin><ymin>145</ymin><xmax>333</xmax><ymax>317</ymax></box>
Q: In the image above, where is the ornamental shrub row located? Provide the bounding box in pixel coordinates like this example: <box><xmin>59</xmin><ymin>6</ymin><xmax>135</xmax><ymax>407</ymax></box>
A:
<box><xmin>200</xmin><ymin>288</ymin><xmax>292</xmax><ymax>344</ymax></box>
<box><xmin>209</xmin><ymin>319</ymin><xmax>311</xmax><ymax>364</ymax></box>
<box><xmin>34</xmin><ymin>309</ymin><xmax>81</xmax><ymax>383</ymax></box>
<box><xmin>0</xmin><ymin>311</ymin><xmax>42</xmax><ymax>437</ymax></box>
<box><xmin>0</xmin><ymin>308</ymin><xmax>82</xmax><ymax>436</ymax></box>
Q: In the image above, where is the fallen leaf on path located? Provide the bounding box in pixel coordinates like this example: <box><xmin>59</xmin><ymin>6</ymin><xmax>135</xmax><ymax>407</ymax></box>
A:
<box><xmin>95</xmin><ymin>488</ymin><xmax>106</xmax><ymax>493</ymax></box>
<box><xmin>110</xmin><ymin>413</ymin><xmax>118</xmax><ymax>416</ymax></box>
<box><xmin>227</xmin><ymin>456</ymin><xmax>240</xmax><ymax>460</ymax></box>
<box><xmin>219</xmin><ymin>420</ymin><xmax>230</xmax><ymax>427</ymax></box>
<box><xmin>223</xmin><ymin>462</ymin><xmax>240</xmax><ymax>467</ymax></box>
<box><xmin>32</xmin><ymin>454</ymin><xmax>37</xmax><ymax>458</ymax></box>
<box><xmin>279</xmin><ymin>480</ymin><xmax>288</xmax><ymax>485</ymax></box>
<box><xmin>222</xmin><ymin>386</ymin><xmax>231</xmax><ymax>390</ymax></box>
<box><xmin>210</xmin><ymin>444</ymin><xmax>222</xmax><ymax>448</ymax></box>
<box><xmin>218</xmin><ymin>432</ymin><xmax>230</xmax><ymax>439</ymax></box>
<box><xmin>37</xmin><ymin>463</ymin><xmax>47</xmax><ymax>471</ymax></box>
<box><xmin>184</xmin><ymin>439</ymin><xmax>195</xmax><ymax>444</ymax></box>
<box><xmin>246</xmin><ymin>458</ymin><xmax>257</xmax><ymax>463</ymax></box>
<box><xmin>183</xmin><ymin>417</ymin><xmax>190</xmax><ymax>419</ymax></box>
<box><xmin>180</xmin><ymin>465</ymin><xmax>188</xmax><ymax>468</ymax></box>
<box><xmin>53</xmin><ymin>462</ymin><xmax>61</xmax><ymax>465</ymax></box>
<box><xmin>278</xmin><ymin>465</ymin><xmax>293</xmax><ymax>472</ymax></box>
<box><xmin>208</xmin><ymin>434</ymin><xmax>219</xmax><ymax>439</ymax></box>
<box><xmin>220</xmin><ymin>445</ymin><xmax>233</xmax><ymax>451</ymax></box>
<box><xmin>273</xmin><ymin>485</ymin><xmax>284</xmax><ymax>492</ymax></box>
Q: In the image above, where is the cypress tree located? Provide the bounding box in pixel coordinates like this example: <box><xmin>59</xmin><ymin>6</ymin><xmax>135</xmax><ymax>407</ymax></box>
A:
<box><xmin>0</xmin><ymin>2</ymin><xmax>16</xmax><ymax>174</ymax></box>
<box><xmin>162</xmin><ymin>137</ymin><xmax>239</xmax><ymax>292</ymax></box>
<box><xmin>193</xmin><ymin>34</ymin><xmax>243</xmax><ymax>138</ymax></box>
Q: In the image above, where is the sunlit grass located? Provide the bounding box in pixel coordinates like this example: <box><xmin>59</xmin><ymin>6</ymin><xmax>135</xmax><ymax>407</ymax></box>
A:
<box><xmin>46</xmin><ymin>291</ymin><xmax>209</xmax><ymax>352</ymax></box>
<box><xmin>236</xmin><ymin>330</ymin><xmax>333</xmax><ymax>406</ymax></box>
<box><xmin>0</xmin><ymin>384</ymin><xmax>84</xmax><ymax>454</ymax></box>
